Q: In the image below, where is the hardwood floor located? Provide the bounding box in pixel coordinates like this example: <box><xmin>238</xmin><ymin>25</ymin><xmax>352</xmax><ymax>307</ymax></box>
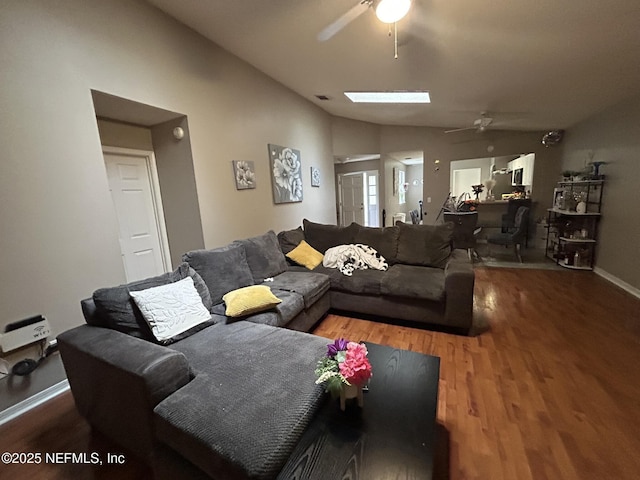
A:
<box><xmin>1</xmin><ymin>267</ymin><xmax>639</xmax><ymax>479</ymax></box>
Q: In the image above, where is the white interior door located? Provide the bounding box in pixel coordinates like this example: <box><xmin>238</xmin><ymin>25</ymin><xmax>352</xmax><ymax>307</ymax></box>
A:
<box><xmin>104</xmin><ymin>148</ymin><xmax>169</xmax><ymax>282</ymax></box>
<box><xmin>452</xmin><ymin>167</ymin><xmax>482</xmax><ymax>200</ymax></box>
<box><xmin>339</xmin><ymin>173</ymin><xmax>365</xmax><ymax>226</ymax></box>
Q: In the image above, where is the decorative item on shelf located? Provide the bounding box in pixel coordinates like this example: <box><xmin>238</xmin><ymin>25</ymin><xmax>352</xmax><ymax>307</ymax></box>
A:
<box><xmin>561</xmin><ymin>170</ymin><xmax>582</xmax><ymax>182</ymax></box>
<box><xmin>553</xmin><ymin>188</ymin><xmax>566</xmax><ymax>209</ymax></box>
<box><xmin>471</xmin><ymin>184</ymin><xmax>484</xmax><ymax>201</ymax></box>
<box><xmin>483</xmin><ymin>178</ymin><xmax>496</xmax><ymax>201</ymax></box>
<box><xmin>315</xmin><ymin>338</ymin><xmax>372</xmax><ymax>411</ymax></box>
<box><xmin>454</xmin><ymin>192</ymin><xmax>478</xmax><ymax>212</ymax></box>
<box><xmin>574</xmin><ymin>191</ymin><xmax>587</xmax><ymax>213</ymax></box>
<box><xmin>588</xmin><ymin>161</ymin><xmax>608</xmax><ymax>179</ymax></box>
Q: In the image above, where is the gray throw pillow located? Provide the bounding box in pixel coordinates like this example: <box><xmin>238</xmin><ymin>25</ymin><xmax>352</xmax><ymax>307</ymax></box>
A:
<box><xmin>92</xmin><ymin>262</ymin><xmax>212</xmax><ymax>341</ymax></box>
<box><xmin>354</xmin><ymin>226</ymin><xmax>400</xmax><ymax>264</ymax></box>
<box><xmin>234</xmin><ymin>230</ymin><xmax>288</xmax><ymax>283</ymax></box>
<box><xmin>182</xmin><ymin>244</ymin><xmax>254</xmax><ymax>304</ymax></box>
<box><xmin>303</xmin><ymin>219</ymin><xmax>360</xmax><ymax>253</ymax></box>
<box><xmin>395</xmin><ymin>222</ymin><xmax>454</xmax><ymax>268</ymax></box>
<box><xmin>277</xmin><ymin>226</ymin><xmax>305</xmax><ymax>254</ymax></box>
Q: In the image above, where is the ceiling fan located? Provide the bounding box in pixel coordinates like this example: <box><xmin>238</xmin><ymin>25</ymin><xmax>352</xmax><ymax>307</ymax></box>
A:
<box><xmin>444</xmin><ymin>113</ymin><xmax>494</xmax><ymax>134</ymax></box>
<box><xmin>317</xmin><ymin>0</ymin><xmax>412</xmax><ymax>42</ymax></box>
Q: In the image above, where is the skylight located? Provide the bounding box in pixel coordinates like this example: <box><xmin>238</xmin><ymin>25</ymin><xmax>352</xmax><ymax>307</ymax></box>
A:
<box><xmin>344</xmin><ymin>91</ymin><xmax>431</xmax><ymax>104</ymax></box>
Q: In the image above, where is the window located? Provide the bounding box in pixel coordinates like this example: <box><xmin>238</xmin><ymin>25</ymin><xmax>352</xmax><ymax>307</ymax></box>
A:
<box><xmin>367</xmin><ymin>174</ymin><xmax>379</xmax><ymax>227</ymax></box>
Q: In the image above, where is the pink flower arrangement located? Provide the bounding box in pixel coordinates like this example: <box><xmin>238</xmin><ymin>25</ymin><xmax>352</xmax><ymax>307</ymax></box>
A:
<box><xmin>339</xmin><ymin>342</ymin><xmax>372</xmax><ymax>385</ymax></box>
<box><xmin>315</xmin><ymin>338</ymin><xmax>372</xmax><ymax>394</ymax></box>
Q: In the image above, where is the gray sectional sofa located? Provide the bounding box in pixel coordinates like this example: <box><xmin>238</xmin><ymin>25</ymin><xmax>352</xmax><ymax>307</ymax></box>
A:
<box><xmin>58</xmin><ymin>223</ymin><xmax>474</xmax><ymax>480</ymax></box>
<box><xmin>280</xmin><ymin>219</ymin><xmax>475</xmax><ymax>331</ymax></box>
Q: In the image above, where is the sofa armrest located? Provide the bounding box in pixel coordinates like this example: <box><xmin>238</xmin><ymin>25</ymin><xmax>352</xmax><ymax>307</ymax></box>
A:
<box><xmin>444</xmin><ymin>249</ymin><xmax>475</xmax><ymax>330</ymax></box>
<box><xmin>58</xmin><ymin>325</ymin><xmax>192</xmax><ymax>459</ymax></box>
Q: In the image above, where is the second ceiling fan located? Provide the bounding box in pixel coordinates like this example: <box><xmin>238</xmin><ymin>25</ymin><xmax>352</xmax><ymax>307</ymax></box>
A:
<box><xmin>445</xmin><ymin>113</ymin><xmax>494</xmax><ymax>134</ymax></box>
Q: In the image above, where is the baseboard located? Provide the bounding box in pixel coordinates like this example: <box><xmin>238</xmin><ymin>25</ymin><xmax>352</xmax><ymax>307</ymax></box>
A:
<box><xmin>0</xmin><ymin>379</ymin><xmax>69</xmax><ymax>427</ymax></box>
<box><xmin>594</xmin><ymin>267</ymin><xmax>640</xmax><ymax>300</ymax></box>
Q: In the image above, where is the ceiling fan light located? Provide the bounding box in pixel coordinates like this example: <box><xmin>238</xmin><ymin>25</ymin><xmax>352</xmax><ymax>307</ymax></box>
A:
<box><xmin>375</xmin><ymin>0</ymin><xmax>411</xmax><ymax>24</ymax></box>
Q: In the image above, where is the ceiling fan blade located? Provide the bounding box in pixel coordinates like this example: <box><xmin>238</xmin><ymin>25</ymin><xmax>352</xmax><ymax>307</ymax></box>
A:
<box><xmin>444</xmin><ymin>126</ymin><xmax>476</xmax><ymax>134</ymax></box>
<box><xmin>317</xmin><ymin>1</ymin><xmax>371</xmax><ymax>42</ymax></box>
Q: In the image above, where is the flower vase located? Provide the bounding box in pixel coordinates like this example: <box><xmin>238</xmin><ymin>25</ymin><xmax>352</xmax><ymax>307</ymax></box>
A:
<box><xmin>576</xmin><ymin>201</ymin><xmax>587</xmax><ymax>214</ymax></box>
<box><xmin>339</xmin><ymin>383</ymin><xmax>363</xmax><ymax>411</ymax></box>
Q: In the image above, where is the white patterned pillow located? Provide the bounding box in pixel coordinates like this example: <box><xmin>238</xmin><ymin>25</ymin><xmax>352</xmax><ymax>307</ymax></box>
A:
<box><xmin>130</xmin><ymin>276</ymin><xmax>211</xmax><ymax>342</ymax></box>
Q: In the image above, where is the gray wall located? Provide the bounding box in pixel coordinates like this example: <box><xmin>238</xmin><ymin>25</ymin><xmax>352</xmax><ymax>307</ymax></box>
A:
<box><xmin>150</xmin><ymin>118</ymin><xmax>206</xmax><ymax>268</ymax></box>
<box><xmin>332</xmin><ymin>121</ymin><xmax>563</xmax><ymax>225</ymax></box>
<box><xmin>0</xmin><ymin>0</ymin><xmax>336</xmax><ymax>348</ymax></box>
<box><xmin>97</xmin><ymin>119</ymin><xmax>154</xmax><ymax>150</ymax></box>
<box><xmin>560</xmin><ymin>95</ymin><xmax>640</xmax><ymax>290</ymax></box>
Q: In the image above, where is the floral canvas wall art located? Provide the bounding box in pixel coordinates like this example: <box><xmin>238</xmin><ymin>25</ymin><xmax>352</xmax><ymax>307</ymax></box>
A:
<box><xmin>311</xmin><ymin>167</ymin><xmax>320</xmax><ymax>187</ymax></box>
<box><xmin>268</xmin><ymin>144</ymin><xmax>303</xmax><ymax>203</ymax></box>
<box><xmin>232</xmin><ymin>160</ymin><xmax>256</xmax><ymax>190</ymax></box>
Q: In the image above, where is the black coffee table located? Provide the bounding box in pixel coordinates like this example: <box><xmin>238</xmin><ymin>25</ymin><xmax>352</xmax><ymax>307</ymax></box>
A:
<box><xmin>278</xmin><ymin>342</ymin><xmax>441</xmax><ymax>480</ymax></box>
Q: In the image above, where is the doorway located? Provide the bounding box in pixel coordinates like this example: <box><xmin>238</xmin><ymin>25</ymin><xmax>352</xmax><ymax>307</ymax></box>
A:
<box><xmin>103</xmin><ymin>146</ymin><xmax>171</xmax><ymax>282</ymax></box>
<box><xmin>337</xmin><ymin>171</ymin><xmax>381</xmax><ymax>227</ymax></box>
<box><xmin>338</xmin><ymin>172</ymin><xmax>365</xmax><ymax>226</ymax></box>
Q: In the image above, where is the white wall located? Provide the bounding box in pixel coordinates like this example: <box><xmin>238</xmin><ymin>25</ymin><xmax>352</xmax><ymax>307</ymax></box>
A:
<box><xmin>0</xmin><ymin>0</ymin><xmax>336</xmax><ymax>345</ymax></box>
<box><xmin>383</xmin><ymin>158</ymin><xmax>406</xmax><ymax>226</ymax></box>
<box><xmin>405</xmin><ymin>164</ymin><xmax>424</xmax><ymax>217</ymax></box>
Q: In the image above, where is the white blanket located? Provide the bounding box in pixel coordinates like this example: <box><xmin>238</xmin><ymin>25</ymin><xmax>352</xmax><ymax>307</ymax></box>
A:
<box><xmin>323</xmin><ymin>244</ymin><xmax>389</xmax><ymax>276</ymax></box>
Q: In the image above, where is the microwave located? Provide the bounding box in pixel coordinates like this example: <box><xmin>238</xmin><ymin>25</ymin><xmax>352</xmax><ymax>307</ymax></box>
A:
<box><xmin>512</xmin><ymin>167</ymin><xmax>523</xmax><ymax>186</ymax></box>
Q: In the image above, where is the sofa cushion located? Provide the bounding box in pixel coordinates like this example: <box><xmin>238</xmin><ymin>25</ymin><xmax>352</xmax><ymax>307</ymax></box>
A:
<box><xmin>211</xmin><ymin>290</ymin><xmax>304</xmax><ymax>327</ymax></box>
<box><xmin>234</xmin><ymin>230</ymin><xmax>288</xmax><ymax>283</ymax></box>
<box><xmin>222</xmin><ymin>285</ymin><xmax>282</xmax><ymax>317</ymax></box>
<box><xmin>264</xmin><ymin>271</ymin><xmax>330</xmax><ymax>308</ymax></box>
<box><xmin>395</xmin><ymin>222</ymin><xmax>454</xmax><ymax>268</ymax></box>
<box><xmin>327</xmin><ymin>268</ymin><xmax>384</xmax><ymax>295</ymax></box>
<box><xmin>277</xmin><ymin>226</ymin><xmax>305</xmax><ymax>255</ymax></box>
<box><xmin>303</xmin><ymin>219</ymin><xmax>359</xmax><ymax>253</ymax></box>
<box><xmin>183</xmin><ymin>244</ymin><xmax>254</xmax><ymax>305</ymax></box>
<box><xmin>129</xmin><ymin>276</ymin><xmax>212</xmax><ymax>343</ymax></box>
<box><xmin>155</xmin><ymin>322</ymin><xmax>327</xmax><ymax>480</ymax></box>
<box><xmin>286</xmin><ymin>240</ymin><xmax>324</xmax><ymax>270</ymax></box>
<box><xmin>381</xmin><ymin>264</ymin><xmax>445</xmax><ymax>302</ymax></box>
<box><xmin>91</xmin><ymin>263</ymin><xmax>212</xmax><ymax>340</ymax></box>
<box><xmin>354</xmin><ymin>226</ymin><xmax>399</xmax><ymax>264</ymax></box>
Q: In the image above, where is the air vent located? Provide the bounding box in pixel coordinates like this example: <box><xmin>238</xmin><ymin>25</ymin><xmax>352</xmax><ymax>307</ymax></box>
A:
<box><xmin>315</xmin><ymin>95</ymin><xmax>331</xmax><ymax>101</ymax></box>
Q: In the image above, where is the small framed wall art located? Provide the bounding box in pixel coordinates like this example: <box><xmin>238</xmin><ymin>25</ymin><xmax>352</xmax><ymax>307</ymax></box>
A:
<box><xmin>232</xmin><ymin>160</ymin><xmax>256</xmax><ymax>190</ymax></box>
<box><xmin>311</xmin><ymin>167</ymin><xmax>320</xmax><ymax>187</ymax></box>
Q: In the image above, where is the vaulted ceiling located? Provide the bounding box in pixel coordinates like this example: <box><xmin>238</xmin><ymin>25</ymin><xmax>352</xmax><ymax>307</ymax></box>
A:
<box><xmin>146</xmin><ymin>0</ymin><xmax>640</xmax><ymax>132</ymax></box>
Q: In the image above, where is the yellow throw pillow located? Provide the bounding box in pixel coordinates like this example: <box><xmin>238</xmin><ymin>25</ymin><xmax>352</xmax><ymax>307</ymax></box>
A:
<box><xmin>286</xmin><ymin>240</ymin><xmax>324</xmax><ymax>270</ymax></box>
<box><xmin>222</xmin><ymin>285</ymin><xmax>282</xmax><ymax>318</ymax></box>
